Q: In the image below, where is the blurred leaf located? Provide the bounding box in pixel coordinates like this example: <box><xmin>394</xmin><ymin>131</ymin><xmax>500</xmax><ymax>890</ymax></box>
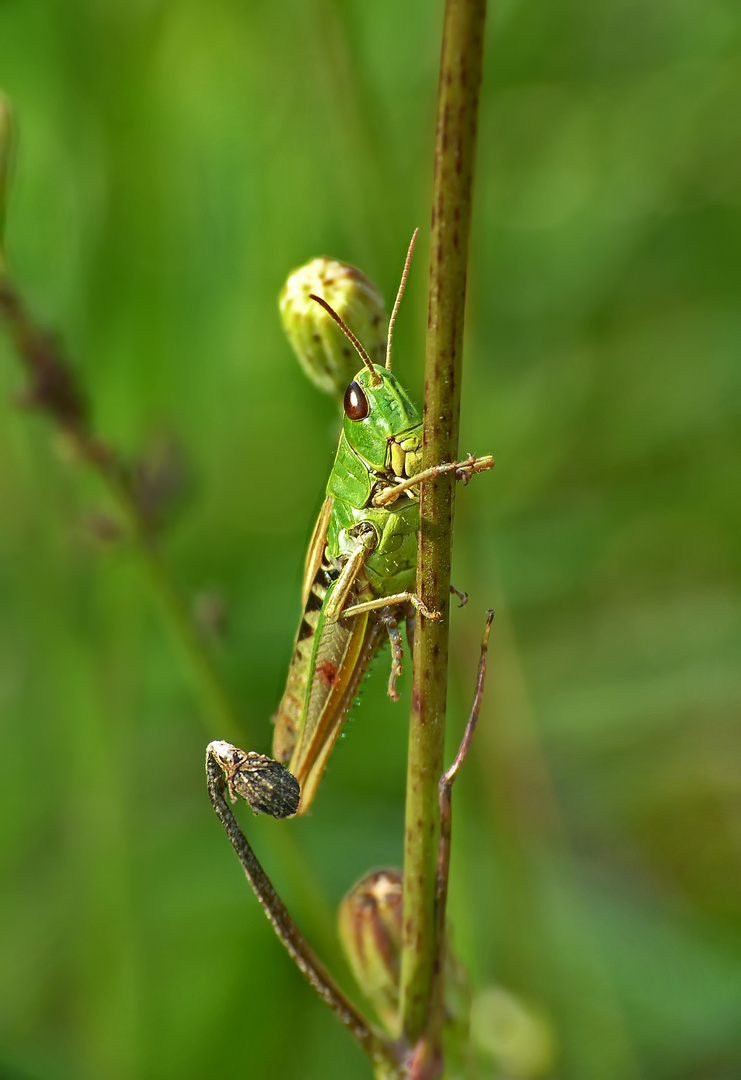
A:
<box><xmin>1</xmin><ymin>1</ymin><xmax>740</xmax><ymax>1078</ymax></box>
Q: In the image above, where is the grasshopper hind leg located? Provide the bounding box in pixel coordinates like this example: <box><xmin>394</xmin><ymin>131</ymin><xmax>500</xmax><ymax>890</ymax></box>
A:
<box><xmin>380</xmin><ymin>608</ymin><xmax>405</xmax><ymax>702</ymax></box>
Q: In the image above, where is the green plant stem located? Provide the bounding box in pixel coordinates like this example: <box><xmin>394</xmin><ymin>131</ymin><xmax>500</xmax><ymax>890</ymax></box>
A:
<box><xmin>400</xmin><ymin>0</ymin><xmax>486</xmax><ymax>1067</ymax></box>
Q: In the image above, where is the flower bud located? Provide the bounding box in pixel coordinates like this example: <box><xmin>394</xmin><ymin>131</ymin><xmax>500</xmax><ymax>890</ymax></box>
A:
<box><xmin>338</xmin><ymin>869</ymin><xmax>403</xmax><ymax>1036</ymax></box>
<box><xmin>471</xmin><ymin>985</ymin><xmax>556</xmax><ymax>1078</ymax></box>
<box><xmin>279</xmin><ymin>257</ymin><xmax>387</xmax><ymax>401</ymax></box>
<box><xmin>207</xmin><ymin>740</ymin><xmax>300</xmax><ymax>818</ymax></box>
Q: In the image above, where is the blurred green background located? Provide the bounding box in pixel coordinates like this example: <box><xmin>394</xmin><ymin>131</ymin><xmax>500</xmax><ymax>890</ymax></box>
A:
<box><xmin>1</xmin><ymin>1</ymin><xmax>740</xmax><ymax>1078</ymax></box>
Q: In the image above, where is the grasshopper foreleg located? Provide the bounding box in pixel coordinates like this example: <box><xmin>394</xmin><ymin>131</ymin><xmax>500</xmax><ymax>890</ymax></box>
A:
<box><xmin>325</xmin><ymin>523</ymin><xmax>441</xmax><ymax>624</ymax></box>
<box><xmin>371</xmin><ymin>453</ymin><xmax>495</xmax><ymax>507</ymax></box>
<box><xmin>340</xmin><ymin>591</ymin><xmax>440</xmax><ymax>621</ymax></box>
<box><xmin>322</xmin><ymin>524</ymin><xmax>377</xmax><ymax>622</ymax></box>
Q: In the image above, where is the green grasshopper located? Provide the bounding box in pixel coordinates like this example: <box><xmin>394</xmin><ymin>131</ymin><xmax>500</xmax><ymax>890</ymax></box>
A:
<box><xmin>272</xmin><ymin>234</ymin><xmax>493</xmax><ymax>813</ymax></box>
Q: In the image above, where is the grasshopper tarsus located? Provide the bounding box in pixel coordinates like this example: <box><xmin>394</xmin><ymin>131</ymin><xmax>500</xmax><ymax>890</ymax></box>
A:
<box><xmin>407</xmin><ymin>594</ymin><xmax>440</xmax><ymax>621</ymax></box>
<box><xmin>401</xmin><ymin>596</ymin><xmax>439</xmax><ymax>622</ymax></box>
<box><xmin>450</xmin><ymin>584</ymin><xmax>468</xmax><ymax>608</ymax></box>
<box><xmin>455</xmin><ymin>452</ymin><xmax>495</xmax><ymax>485</ymax></box>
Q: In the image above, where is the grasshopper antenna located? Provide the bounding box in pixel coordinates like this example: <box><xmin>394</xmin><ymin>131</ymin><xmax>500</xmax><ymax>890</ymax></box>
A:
<box><xmin>386</xmin><ymin>227</ymin><xmax>419</xmax><ymax>371</ymax></box>
<box><xmin>309</xmin><ymin>293</ymin><xmax>381</xmax><ymax>386</ymax></box>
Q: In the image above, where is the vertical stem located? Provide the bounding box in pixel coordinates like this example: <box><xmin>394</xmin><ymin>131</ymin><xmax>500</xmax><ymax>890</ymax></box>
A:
<box><xmin>400</xmin><ymin>0</ymin><xmax>486</xmax><ymax>1059</ymax></box>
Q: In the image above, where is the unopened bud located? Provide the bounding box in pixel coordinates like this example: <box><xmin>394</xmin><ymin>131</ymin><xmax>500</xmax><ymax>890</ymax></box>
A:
<box><xmin>207</xmin><ymin>741</ymin><xmax>300</xmax><ymax>819</ymax></box>
<box><xmin>279</xmin><ymin>257</ymin><xmax>387</xmax><ymax>401</ymax></box>
<box><xmin>471</xmin><ymin>986</ymin><xmax>556</xmax><ymax>1078</ymax></box>
<box><xmin>338</xmin><ymin>869</ymin><xmax>403</xmax><ymax>1036</ymax></box>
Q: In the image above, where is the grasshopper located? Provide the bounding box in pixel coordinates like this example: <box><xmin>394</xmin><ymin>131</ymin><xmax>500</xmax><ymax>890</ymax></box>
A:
<box><xmin>272</xmin><ymin>234</ymin><xmax>493</xmax><ymax>813</ymax></box>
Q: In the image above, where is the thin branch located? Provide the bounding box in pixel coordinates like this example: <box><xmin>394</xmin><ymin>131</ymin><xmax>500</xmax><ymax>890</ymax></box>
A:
<box><xmin>401</xmin><ymin>0</ymin><xmax>487</xmax><ymax>1065</ymax></box>
<box><xmin>0</xmin><ymin>94</ymin><xmax>243</xmax><ymax>742</ymax></box>
<box><xmin>0</xmin><ymin>273</ymin><xmax>244</xmax><ymax>744</ymax></box>
<box><xmin>206</xmin><ymin>749</ymin><xmax>399</xmax><ymax>1074</ymax></box>
<box><xmin>436</xmin><ymin>612</ymin><xmax>494</xmax><ymax>944</ymax></box>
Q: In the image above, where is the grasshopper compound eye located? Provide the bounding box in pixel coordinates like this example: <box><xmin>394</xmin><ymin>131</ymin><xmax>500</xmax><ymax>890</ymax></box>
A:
<box><xmin>344</xmin><ymin>380</ymin><xmax>370</xmax><ymax>420</ymax></box>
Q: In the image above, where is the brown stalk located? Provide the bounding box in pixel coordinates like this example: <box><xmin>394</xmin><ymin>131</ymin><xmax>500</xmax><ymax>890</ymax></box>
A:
<box><xmin>400</xmin><ymin>0</ymin><xmax>487</xmax><ymax>1071</ymax></box>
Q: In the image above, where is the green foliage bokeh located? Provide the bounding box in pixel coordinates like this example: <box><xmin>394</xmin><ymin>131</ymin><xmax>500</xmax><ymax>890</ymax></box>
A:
<box><xmin>1</xmin><ymin>1</ymin><xmax>740</xmax><ymax>1078</ymax></box>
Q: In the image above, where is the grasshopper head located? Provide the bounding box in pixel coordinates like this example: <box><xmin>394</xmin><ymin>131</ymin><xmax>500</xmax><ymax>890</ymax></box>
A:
<box><xmin>342</xmin><ymin>365</ymin><xmax>421</xmax><ymax>472</ymax></box>
<box><xmin>310</xmin><ymin>233</ymin><xmax>422</xmax><ymax>474</ymax></box>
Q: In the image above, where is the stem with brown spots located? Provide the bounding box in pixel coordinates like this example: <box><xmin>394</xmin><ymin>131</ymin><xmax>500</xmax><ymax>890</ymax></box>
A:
<box><xmin>400</xmin><ymin>0</ymin><xmax>487</xmax><ymax>1070</ymax></box>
